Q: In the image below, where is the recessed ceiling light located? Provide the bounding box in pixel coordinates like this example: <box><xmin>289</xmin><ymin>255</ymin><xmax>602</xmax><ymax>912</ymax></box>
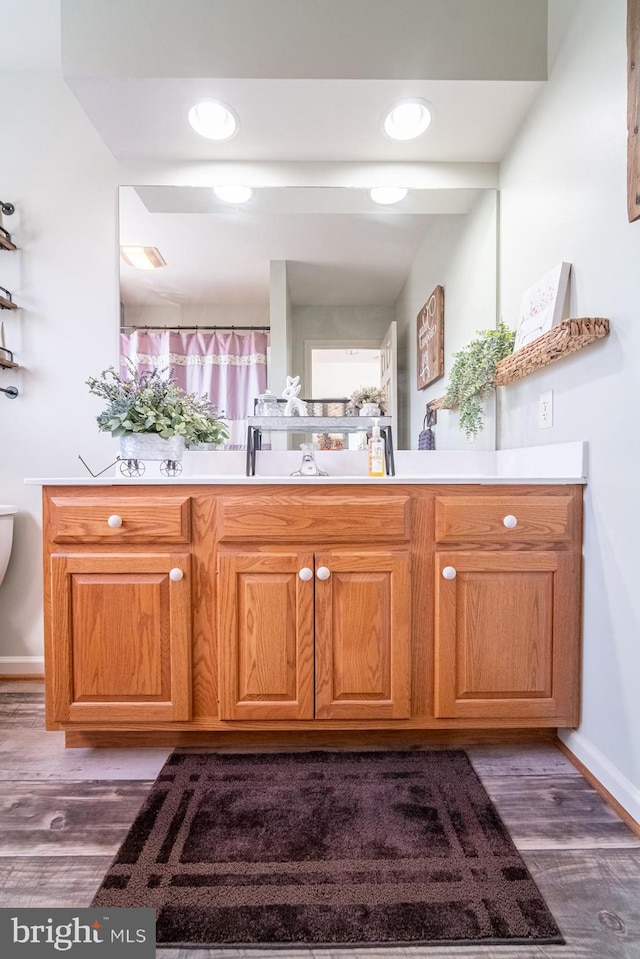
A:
<box><xmin>188</xmin><ymin>99</ymin><xmax>238</xmax><ymax>141</ymax></box>
<box><xmin>382</xmin><ymin>98</ymin><xmax>433</xmax><ymax>141</ymax></box>
<box><xmin>369</xmin><ymin>187</ymin><xmax>408</xmax><ymax>205</ymax></box>
<box><xmin>120</xmin><ymin>246</ymin><xmax>166</xmax><ymax>270</ymax></box>
<box><xmin>213</xmin><ymin>185</ymin><xmax>253</xmax><ymax>203</ymax></box>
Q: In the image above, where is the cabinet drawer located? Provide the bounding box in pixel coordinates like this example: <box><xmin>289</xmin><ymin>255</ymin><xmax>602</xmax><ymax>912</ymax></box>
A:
<box><xmin>219</xmin><ymin>492</ymin><xmax>410</xmax><ymax>542</ymax></box>
<box><xmin>435</xmin><ymin>494</ymin><xmax>576</xmax><ymax>545</ymax></box>
<box><xmin>48</xmin><ymin>495</ymin><xmax>191</xmax><ymax>544</ymax></box>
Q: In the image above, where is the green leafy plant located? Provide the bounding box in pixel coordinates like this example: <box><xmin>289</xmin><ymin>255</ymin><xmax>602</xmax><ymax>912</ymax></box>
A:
<box><xmin>86</xmin><ymin>361</ymin><xmax>229</xmax><ymax>446</ymax></box>
<box><xmin>345</xmin><ymin>385</ymin><xmax>388</xmax><ymax>415</ymax></box>
<box><xmin>440</xmin><ymin>322</ymin><xmax>515</xmax><ymax>438</ymax></box>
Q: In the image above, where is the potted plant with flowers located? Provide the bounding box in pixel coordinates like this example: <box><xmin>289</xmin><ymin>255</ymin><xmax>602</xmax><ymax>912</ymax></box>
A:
<box><xmin>86</xmin><ymin>362</ymin><xmax>229</xmax><ymax>464</ymax></box>
<box><xmin>345</xmin><ymin>385</ymin><xmax>388</xmax><ymax>417</ymax></box>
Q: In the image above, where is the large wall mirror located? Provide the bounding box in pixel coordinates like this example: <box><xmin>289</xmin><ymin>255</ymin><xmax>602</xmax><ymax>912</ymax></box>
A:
<box><xmin>119</xmin><ymin>185</ymin><xmax>498</xmax><ymax>451</ymax></box>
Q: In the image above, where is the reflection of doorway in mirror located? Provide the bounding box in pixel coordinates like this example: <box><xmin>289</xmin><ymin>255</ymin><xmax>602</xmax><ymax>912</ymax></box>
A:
<box><xmin>310</xmin><ymin>344</ymin><xmax>380</xmax><ymax>450</ymax></box>
<box><xmin>311</xmin><ymin>347</ymin><xmax>381</xmax><ymax>396</ymax></box>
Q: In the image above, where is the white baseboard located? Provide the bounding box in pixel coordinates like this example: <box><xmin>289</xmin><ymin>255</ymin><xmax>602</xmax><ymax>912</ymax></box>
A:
<box><xmin>559</xmin><ymin>728</ymin><xmax>640</xmax><ymax>825</ymax></box>
<box><xmin>0</xmin><ymin>656</ymin><xmax>44</xmax><ymax>676</ymax></box>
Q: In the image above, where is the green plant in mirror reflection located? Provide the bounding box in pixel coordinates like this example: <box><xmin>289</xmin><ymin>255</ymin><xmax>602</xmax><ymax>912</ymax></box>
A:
<box><xmin>345</xmin><ymin>385</ymin><xmax>388</xmax><ymax>415</ymax></box>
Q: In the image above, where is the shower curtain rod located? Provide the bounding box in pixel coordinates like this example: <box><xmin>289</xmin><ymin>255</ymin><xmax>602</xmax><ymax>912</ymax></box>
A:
<box><xmin>120</xmin><ymin>325</ymin><xmax>270</xmax><ymax>332</ymax></box>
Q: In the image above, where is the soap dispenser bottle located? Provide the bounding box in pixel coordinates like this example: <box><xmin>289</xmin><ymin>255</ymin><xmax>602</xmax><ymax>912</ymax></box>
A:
<box><xmin>368</xmin><ymin>419</ymin><xmax>385</xmax><ymax>477</ymax></box>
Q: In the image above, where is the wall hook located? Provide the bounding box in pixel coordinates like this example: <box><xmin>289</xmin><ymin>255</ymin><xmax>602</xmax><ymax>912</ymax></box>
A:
<box><xmin>1</xmin><ymin>385</ymin><xmax>18</xmax><ymax>399</ymax></box>
<box><xmin>0</xmin><ymin>201</ymin><xmax>15</xmax><ymax>216</ymax></box>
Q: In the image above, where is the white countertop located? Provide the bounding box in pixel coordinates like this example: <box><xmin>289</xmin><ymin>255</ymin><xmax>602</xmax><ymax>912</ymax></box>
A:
<box><xmin>25</xmin><ymin>441</ymin><xmax>588</xmax><ymax>486</ymax></box>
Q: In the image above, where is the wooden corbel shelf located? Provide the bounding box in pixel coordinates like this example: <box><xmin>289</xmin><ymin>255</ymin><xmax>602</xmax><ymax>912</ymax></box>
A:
<box><xmin>432</xmin><ymin>318</ymin><xmax>609</xmax><ymax>409</ymax></box>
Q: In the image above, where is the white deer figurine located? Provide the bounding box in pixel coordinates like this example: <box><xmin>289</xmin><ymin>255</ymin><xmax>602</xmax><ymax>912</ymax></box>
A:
<box><xmin>282</xmin><ymin>375</ymin><xmax>308</xmax><ymax>416</ymax></box>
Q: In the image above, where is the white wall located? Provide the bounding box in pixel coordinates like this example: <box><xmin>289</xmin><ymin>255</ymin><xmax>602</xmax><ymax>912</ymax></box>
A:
<box><xmin>268</xmin><ymin>260</ymin><xmax>292</xmax><ymax>392</ymax></box>
<box><xmin>394</xmin><ymin>192</ymin><xmax>498</xmax><ymax>449</ymax></box>
<box><xmin>499</xmin><ymin>0</ymin><xmax>640</xmax><ymax>820</ymax></box>
<box><xmin>123</xmin><ymin>303</ymin><xmax>269</xmax><ymax>328</ymax></box>
<box><xmin>0</xmin><ymin>71</ymin><xmax>120</xmax><ymax>671</ymax></box>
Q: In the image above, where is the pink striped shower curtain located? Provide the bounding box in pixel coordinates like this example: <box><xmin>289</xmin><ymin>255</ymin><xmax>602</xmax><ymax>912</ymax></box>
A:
<box><xmin>120</xmin><ymin>329</ymin><xmax>268</xmax><ymax>449</ymax></box>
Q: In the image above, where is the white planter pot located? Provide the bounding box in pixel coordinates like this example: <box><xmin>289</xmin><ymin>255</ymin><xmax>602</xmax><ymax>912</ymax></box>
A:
<box><xmin>359</xmin><ymin>403</ymin><xmax>381</xmax><ymax>417</ymax></box>
<box><xmin>120</xmin><ymin>434</ymin><xmax>185</xmax><ymax>462</ymax></box>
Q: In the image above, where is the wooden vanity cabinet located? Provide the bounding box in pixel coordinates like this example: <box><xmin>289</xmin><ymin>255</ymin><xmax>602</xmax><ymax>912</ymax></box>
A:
<box><xmin>42</xmin><ymin>483</ymin><xmax>583</xmax><ymax>742</ymax></box>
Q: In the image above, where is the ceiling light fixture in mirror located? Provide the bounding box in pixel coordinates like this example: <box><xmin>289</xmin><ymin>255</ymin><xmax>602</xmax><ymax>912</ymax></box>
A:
<box><xmin>120</xmin><ymin>245</ymin><xmax>166</xmax><ymax>270</ymax></box>
<box><xmin>214</xmin><ymin>185</ymin><xmax>253</xmax><ymax>203</ymax></box>
<box><xmin>369</xmin><ymin>187</ymin><xmax>408</xmax><ymax>205</ymax></box>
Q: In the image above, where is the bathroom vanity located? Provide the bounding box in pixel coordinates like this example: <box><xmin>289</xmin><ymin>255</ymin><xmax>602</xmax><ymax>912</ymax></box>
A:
<box><xmin>34</xmin><ymin>446</ymin><xmax>585</xmax><ymax>747</ymax></box>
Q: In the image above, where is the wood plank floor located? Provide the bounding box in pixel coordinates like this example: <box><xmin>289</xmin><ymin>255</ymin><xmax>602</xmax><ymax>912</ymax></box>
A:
<box><xmin>0</xmin><ymin>682</ymin><xmax>639</xmax><ymax>958</ymax></box>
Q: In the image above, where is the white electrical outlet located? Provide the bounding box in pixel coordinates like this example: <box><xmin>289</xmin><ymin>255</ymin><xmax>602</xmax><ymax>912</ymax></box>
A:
<box><xmin>539</xmin><ymin>390</ymin><xmax>553</xmax><ymax>429</ymax></box>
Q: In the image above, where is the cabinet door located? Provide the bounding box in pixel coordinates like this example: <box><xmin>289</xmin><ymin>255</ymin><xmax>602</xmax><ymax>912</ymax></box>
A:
<box><xmin>218</xmin><ymin>550</ymin><xmax>315</xmax><ymax>720</ymax></box>
<box><xmin>434</xmin><ymin>551</ymin><xmax>579</xmax><ymax>723</ymax></box>
<box><xmin>49</xmin><ymin>553</ymin><xmax>191</xmax><ymax>723</ymax></box>
<box><xmin>315</xmin><ymin>549</ymin><xmax>411</xmax><ymax>720</ymax></box>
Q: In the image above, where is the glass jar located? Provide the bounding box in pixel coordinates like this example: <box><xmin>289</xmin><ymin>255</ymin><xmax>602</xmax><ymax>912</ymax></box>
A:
<box><xmin>255</xmin><ymin>390</ymin><xmax>282</xmax><ymax>416</ymax></box>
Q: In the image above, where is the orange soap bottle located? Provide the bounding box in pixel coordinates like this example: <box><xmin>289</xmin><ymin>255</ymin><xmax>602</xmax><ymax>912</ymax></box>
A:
<box><xmin>367</xmin><ymin>419</ymin><xmax>385</xmax><ymax>477</ymax></box>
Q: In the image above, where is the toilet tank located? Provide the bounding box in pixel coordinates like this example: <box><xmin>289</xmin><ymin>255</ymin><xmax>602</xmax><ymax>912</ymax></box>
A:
<box><xmin>0</xmin><ymin>506</ymin><xmax>17</xmax><ymax>586</ymax></box>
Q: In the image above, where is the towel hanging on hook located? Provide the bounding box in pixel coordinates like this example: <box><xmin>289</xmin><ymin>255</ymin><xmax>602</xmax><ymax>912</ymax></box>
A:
<box><xmin>418</xmin><ymin>402</ymin><xmax>436</xmax><ymax>450</ymax></box>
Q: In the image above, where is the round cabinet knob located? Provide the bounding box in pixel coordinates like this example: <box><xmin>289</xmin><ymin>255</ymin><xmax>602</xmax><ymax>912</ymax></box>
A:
<box><xmin>298</xmin><ymin>567</ymin><xmax>313</xmax><ymax>581</ymax></box>
<box><xmin>316</xmin><ymin>566</ymin><xmax>331</xmax><ymax>581</ymax></box>
<box><xmin>107</xmin><ymin>514</ymin><xmax>123</xmax><ymax>528</ymax></box>
<box><xmin>503</xmin><ymin>514</ymin><xmax>518</xmax><ymax>529</ymax></box>
<box><xmin>442</xmin><ymin>566</ymin><xmax>457</xmax><ymax>580</ymax></box>
<box><xmin>169</xmin><ymin>568</ymin><xmax>184</xmax><ymax>582</ymax></box>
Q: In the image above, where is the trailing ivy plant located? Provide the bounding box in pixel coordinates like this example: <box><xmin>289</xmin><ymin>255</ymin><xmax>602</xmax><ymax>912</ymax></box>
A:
<box><xmin>440</xmin><ymin>322</ymin><xmax>515</xmax><ymax>438</ymax></box>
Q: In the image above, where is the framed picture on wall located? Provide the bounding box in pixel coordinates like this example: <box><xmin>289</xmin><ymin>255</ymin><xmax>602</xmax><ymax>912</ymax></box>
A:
<box><xmin>514</xmin><ymin>262</ymin><xmax>571</xmax><ymax>351</ymax></box>
<box><xmin>417</xmin><ymin>285</ymin><xmax>444</xmax><ymax>390</ymax></box>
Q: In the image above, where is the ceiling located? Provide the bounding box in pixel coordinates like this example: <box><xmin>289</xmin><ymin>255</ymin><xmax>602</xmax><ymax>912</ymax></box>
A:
<box><xmin>68</xmin><ymin>76</ymin><xmax>544</xmax><ymax>165</ymax></box>
<box><xmin>60</xmin><ymin>0</ymin><xmax>549</xmax><ymax>164</ymax></box>
<box><xmin>6</xmin><ymin>1</ymin><xmax>563</xmax><ymax>307</ymax></box>
<box><xmin>119</xmin><ymin>185</ymin><xmax>488</xmax><ymax>307</ymax></box>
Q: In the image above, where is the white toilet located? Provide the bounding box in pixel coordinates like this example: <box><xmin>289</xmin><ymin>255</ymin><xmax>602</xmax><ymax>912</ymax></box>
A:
<box><xmin>0</xmin><ymin>506</ymin><xmax>17</xmax><ymax>586</ymax></box>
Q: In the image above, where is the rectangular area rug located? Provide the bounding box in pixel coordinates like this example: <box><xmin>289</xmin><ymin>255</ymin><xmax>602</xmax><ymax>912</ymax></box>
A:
<box><xmin>92</xmin><ymin>749</ymin><xmax>564</xmax><ymax>948</ymax></box>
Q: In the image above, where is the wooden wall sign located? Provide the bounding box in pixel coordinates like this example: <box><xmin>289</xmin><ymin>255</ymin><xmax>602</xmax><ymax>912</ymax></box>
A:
<box><xmin>417</xmin><ymin>285</ymin><xmax>444</xmax><ymax>390</ymax></box>
<box><xmin>629</xmin><ymin>0</ymin><xmax>640</xmax><ymax>221</ymax></box>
